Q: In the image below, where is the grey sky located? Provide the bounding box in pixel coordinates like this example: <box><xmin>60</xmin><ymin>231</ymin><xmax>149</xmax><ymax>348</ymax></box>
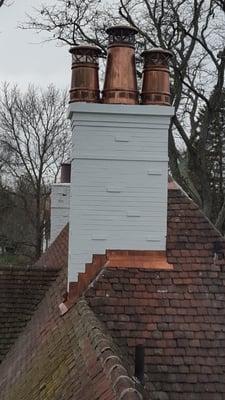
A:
<box><xmin>0</xmin><ymin>0</ymin><xmax>70</xmax><ymax>90</ymax></box>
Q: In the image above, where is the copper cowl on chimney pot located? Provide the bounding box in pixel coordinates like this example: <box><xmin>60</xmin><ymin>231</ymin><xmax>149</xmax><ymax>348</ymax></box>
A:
<box><xmin>141</xmin><ymin>48</ymin><xmax>173</xmax><ymax>105</ymax></box>
<box><xmin>69</xmin><ymin>45</ymin><xmax>102</xmax><ymax>103</ymax></box>
<box><xmin>102</xmin><ymin>25</ymin><xmax>139</xmax><ymax>105</ymax></box>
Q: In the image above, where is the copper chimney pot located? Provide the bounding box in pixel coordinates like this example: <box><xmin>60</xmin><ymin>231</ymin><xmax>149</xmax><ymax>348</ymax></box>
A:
<box><xmin>69</xmin><ymin>45</ymin><xmax>102</xmax><ymax>103</ymax></box>
<box><xmin>141</xmin><ymin>48</ymin><xmax>173</xmax><ymax>105</ymax></box>
<box><xmin>102</xmin><ymin>25</ymin><xmax>139</xmax><ymax>105</ymax></box>
<box><xmin>61</xmin><ymin>163</ymin><xmax>71</xmax><ymax>183</ymax></box>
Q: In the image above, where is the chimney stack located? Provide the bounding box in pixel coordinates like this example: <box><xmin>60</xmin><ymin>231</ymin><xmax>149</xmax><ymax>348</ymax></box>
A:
<box><xmin>102</xmin><ymin>25</ymin><xmax>138</xmax><ymax>105</ymax></box>
<box><xmin>141</xmin><ymin>48</ymin><xmax>173</xmax><ymax>105</ymax></box>
<box><xmin>67</xmin><ymin>26</ymin><xmax>174</xmax><ymax>281</ymax></box>
<box><xmin>60</xmin><ymin>163</ymin><xmax>71</xmax><ymax>183</ymax></box>
<box><xmin>69</xmin><ymin>45</ymin><xmax>102</xmax><ymax>103</ymax></box>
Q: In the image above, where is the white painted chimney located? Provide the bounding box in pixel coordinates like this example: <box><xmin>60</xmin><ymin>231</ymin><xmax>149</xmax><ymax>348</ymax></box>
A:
<box><xmin>67</xmin><ymin>26</ymin><xmax>174</xmax><ymax>282</ymax></box>
<box><xmin>68</xmin><ymin>104</ymin><xmax>173</xmax><ymax>281</ymax></box>
<box><xmin>50</xmin><ymin>164</ymin><xmax>71</xmax><ymax>243</ymax></box>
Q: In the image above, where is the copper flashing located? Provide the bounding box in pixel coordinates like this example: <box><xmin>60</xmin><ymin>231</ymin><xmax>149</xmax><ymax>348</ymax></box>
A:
<box><xmin>59</xmin><ymin>250</ymin><xmax>173</xmax><ymax>315</ymax></box>
<box><xmin>141</xmin><ymin>48</ymin><xmax>173</xmax><ymax>105</ymax></box>
<box><xmin>69</xmin><ymin>45</ymin><xmax>102</xmax><ymax>103</ymax></box>
<box><xmin>106</xmin><ymin>250</ymin><xmax>173</xmax><ymax>269</ymax></box>
<box><xmin>102</xmin><ymin>25</ymin><xmax>139</xmax><ymax>105</ymax></box>
<box><xmin>60</xmin><ymin>163</ymin><xmax>71</xmax><ymax>183</ymax></box>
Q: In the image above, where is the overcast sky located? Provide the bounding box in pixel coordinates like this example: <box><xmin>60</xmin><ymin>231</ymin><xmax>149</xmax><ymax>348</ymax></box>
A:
<box><xmin>0</xmin><ymin>0</ymin><xmax>70</xmax><ymax>90</ymax></box>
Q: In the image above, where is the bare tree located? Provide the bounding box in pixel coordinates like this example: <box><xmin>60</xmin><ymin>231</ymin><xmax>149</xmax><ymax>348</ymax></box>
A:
<box><xmin>0</xmin><ymin>178</ymin><xmax>36</xmax><ymax>258</ymax></box>
<box><xmin>0</xmin><ymin>0</ymin><xmax>12</xmax><ymax>8</ymax></box>
<box><xmin>215</xmin><ymin>0</ymin><xmax>225</xmax><ymax>11</ymax></box>
<box><xmin>22</xmin><ymin>0</ymin><xmax>225</xmax><ymax>232</ymax></box>
<box><xmin>0</xmin><ymin>84</ymin><xmax>70</xmax><ymax>259</ymax></box>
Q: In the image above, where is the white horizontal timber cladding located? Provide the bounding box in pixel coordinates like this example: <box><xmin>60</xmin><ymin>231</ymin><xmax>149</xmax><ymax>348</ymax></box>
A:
<box><xmin>68</xmin><ymin>103</ymin><xmax>174</xmax><ymax>281</ymax></box>
<box><xmin>50</xmin><ymin>183</ymin><xmax>70</xmax><ymax>244</ymax></box>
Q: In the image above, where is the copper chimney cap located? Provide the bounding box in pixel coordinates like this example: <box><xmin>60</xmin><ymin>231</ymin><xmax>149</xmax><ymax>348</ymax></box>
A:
<box><xmin>102</xmin><ymin>25</ymin><xmax>139</xmax><ymax>104</ymax></box>
<box><xmin>69</xmin><ymin>45</ymin><xmax>102</xmax><ymax>103</ymax></box>
<box><xmin>106</xmin><ymin>25</ymin><xmax>138</xmax><ymax>48</ymax></box>
<box><xmin>61</xmin><ymin>163</ymin><xmax>71</xmax><ymax>183</ymax></box>
<box><xmin>141</xmin><ymin>48</ymin><xmax>173</xmax><ymax>106</ymax></box>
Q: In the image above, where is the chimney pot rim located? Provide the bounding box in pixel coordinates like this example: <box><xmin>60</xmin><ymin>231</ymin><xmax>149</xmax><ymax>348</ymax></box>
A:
<box><xmin>69</xmin><ymin>45</ymin><xmax>102</xmax><ymax>55</ymax></box>
<box><xmin>141</xmin><ymin>48</ymin><xmax>173</xmax><ymax>57</ymax></box>
<box><xmin>106</xmin><ymin>24</ymin><xmax>138</xmax><ymax>35</ymax></box>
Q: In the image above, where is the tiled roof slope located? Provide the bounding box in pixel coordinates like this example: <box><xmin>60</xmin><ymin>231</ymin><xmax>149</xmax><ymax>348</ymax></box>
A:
<box><xmin>85</xmin><ymin>189</ymin><xmax>225</xmax><ymax>400</ymax></box>
<box><xmin>0</xmin><ymin>265</ymin><xmax>143</xmax><ymax>400</ymax></box>
<box><xmin>35</xmin><ymin>223</ymin><xmax>69</xmax><ymax>269</ymax></box>
<box><xmin>0</xmin><ymin>223</ymin><xmax>68</xmax><ymax>364</ymax></box>
<box><xmin>0</xmin><ymin>265</ymin><xmax>59</xmax><ymax>363</ymax></box>
<box><xmin>1</xmin><ymin>188</ymin><xmax>225</xmax><ymax>400</ymax></box>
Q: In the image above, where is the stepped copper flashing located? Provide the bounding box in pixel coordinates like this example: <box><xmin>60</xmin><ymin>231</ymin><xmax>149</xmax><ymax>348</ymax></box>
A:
<box><xmin>106</xmin><ymin>250</ymin><xmax>173</xmax><ymax>269</ymax></box>
<box><xmin>102</xmin><ymin>25</ymin><xmax>139</xmax><ymax>105</ymax></box>
<box><xmin>60</xmin><ymin>163</ymin><xmax>71</xmax><ymax>183</ymax></box>
<box><xmin>69</xmin><ymin>45</ymin><xmax>101</xmax><ymax>103</ymax></box>
<box><xmin>60</xmin><ymin>249</ymin><xmax>173</xmax><ymax>315</ymax></box>
<box><xmin>141</xmin><ymin>48</ymin><xmax>173</xmax><ymax>105</ymax></box>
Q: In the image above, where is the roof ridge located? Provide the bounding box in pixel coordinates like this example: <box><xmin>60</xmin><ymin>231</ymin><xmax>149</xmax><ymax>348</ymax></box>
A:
<box><xmin>76</xmin><ymin>299</ymin><xmax>143</xmax><ymax>400</ymax></box>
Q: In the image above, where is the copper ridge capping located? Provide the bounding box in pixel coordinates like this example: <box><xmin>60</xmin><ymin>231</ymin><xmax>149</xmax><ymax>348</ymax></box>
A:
<box><xmin>102</xmin><ymin>25</ymin><xmax>139</xmax><ymax>104</ymax></box>
<box><xmin>60</xmin><ymin>163</ymin><xmax>71</xmax><ymax>183</ymax></box>
<box><xmin>69</xmin><ymin>45</ymin><xmax>102</xmax><ymax>103</ymax></box>
<box><xmin>141</xmin><ymin>48</ymin><xmax>173</xmax><ymax>105</ymax></box>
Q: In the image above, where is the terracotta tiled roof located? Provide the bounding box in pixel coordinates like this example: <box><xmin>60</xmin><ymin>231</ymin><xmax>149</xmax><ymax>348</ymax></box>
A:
<box><xmin>85</xmin><ymin>189</ymin><xmax>225</xmax><ymax>399</ymax></box>
<box><xmin>0</xmin><ymin>266</ymin><xmax>143</xmax><ymax>400</ymax></box>
<box><xmin>0</xmin><ymin>265</ymin><xmax>59</xmax><ymax>363</ymax></box>
<box><xmin>0</xmin><ymin>223</ymin><xmax>68</xmax><ymax>364</ymax></box>
<box><xmin>35</xmin><ymin>223</ymin><xmax>69</xmax><ymax>269</ymax></box>
<box><xmin>1</xmin><ymin>188</ymin><xmax>225</xmax><ymax>400</ymax></box>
